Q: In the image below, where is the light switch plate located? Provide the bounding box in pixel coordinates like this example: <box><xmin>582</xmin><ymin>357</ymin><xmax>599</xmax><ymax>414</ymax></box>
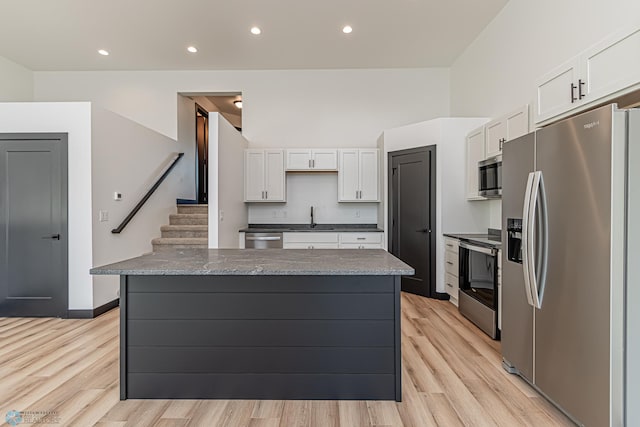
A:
<box><xmin>114</xmin><ymin>192</ymin><xmax>122</xmax><ymax>201</ymax></box>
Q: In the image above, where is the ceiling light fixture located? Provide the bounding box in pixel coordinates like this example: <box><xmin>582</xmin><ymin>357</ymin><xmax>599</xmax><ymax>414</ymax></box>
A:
<box><xmin>187</xmin><ymin>46</ymin><xmax>198</xmax><ymax>53</ymax></box>
<box><xmin>234</xmin><ymin>100</ymin><xmax>243</xmax><ymax>109</ymax></box>
<box><xmin>250</xmin><ymin>27</ymin><xmax>261</xmax><ymax>35</ymax></box>
<box><xmin>98</xmin><ymin>49</ymin><xmax>110</xmax><ymax>56</ymax></box>
<box><xmin>342</xmin><ymin>25</ymin><xmax>353</xmax><ymax>34</ymax></box>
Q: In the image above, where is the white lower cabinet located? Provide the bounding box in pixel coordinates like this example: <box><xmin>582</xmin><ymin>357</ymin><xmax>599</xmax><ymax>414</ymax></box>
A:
<box><xmin>283</xmin><ymin>233</ymin><xmax>339</xmax><ymax>249</ymax></box>
<box><xmin>339</xmin><ymin>232</ymin><xmax>382</xmax><ymax>248</ymax></box>
<box><xmin>443</xmin><ymin>237</ymin><xmax>460</xmax><ymax>306</ymax></box>
<box><xmin>283</xmin><ymin>232</ymin><xmax>382</xmax><ymax>249</ymax></box>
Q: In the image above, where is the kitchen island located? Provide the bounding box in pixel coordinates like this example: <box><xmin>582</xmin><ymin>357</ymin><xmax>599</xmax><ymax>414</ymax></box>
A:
<box><xmin>90</xmin><ymin>249</ymin><xmax>413</xmax><ymax>401</ymax></box>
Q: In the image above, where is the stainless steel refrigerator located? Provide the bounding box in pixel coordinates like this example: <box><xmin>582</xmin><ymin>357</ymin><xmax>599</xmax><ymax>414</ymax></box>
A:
<box><xmin>501</xmin><ymin>104</ymin><xmax>638</xmax><ymax>426</ymax></box>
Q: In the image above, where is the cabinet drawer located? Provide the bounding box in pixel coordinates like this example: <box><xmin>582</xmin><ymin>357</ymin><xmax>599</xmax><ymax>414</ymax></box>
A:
<box><xmin>283</xmin><ymin>243</ymin><xmax>339</xmax><ymax>249</ymax></box>
<box><xmin>283</xmin><ymin>233</ymin><xmax>339</xmax><ymax>244</ymax></box>
<box><xmin>340</xmin><ymin>232</ymin><xmax>383</xmax><ymax>244</ymax></box>
<box><xmin>445</xmin><ymin>250</ymin><xmax>458</xmax><ymax>274</ymax></box>
<box><xmin>339</xmin><ymin>243</ymin><xmax>383</xmax><ymax>249</ymax></box>
<box><xmin>445</xmin><ymin>272</ymin><xmax>459</xmax><ymax>295</ymax></box>
<box><xmin>444</xmin><ymin>237</ymin><xmax>459</xmax><ymax>251</ymax></box>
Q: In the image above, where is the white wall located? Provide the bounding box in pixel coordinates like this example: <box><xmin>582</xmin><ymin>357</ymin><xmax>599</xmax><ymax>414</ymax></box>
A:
<box><xmin>380</xmin><ymin>118</ymin><xmax>490</xmax><ymax>293</ymax></box>
<box><xmin>0</xmin><ymin>102</ymin><xmax>92</xmax><ymax>310</ymax></box>
<box><xmin>91</xmin><ymin>106</ymin><xmax>193</xmax><ymax>307</ymax></box>
<box><xmin>248</xmin><ymin>174</ymin><xmax>378</xmax><ymax>225</ymax></box>
<box><xmin>33</xmin><ymin>68</ymin><xmax>450</xmax><ymax>147</ymax></box>
<box><xmin>209</xmin><ymin>113</ymin><xmax>248</xmax><ymax>248</ymax></box>
<box><xmin>450</xmin><ymin>0</ymin><xmax>640</xmax><ymax>119</ymax></box>
<box><xmin>0</xmin><ymin>56</ymin><xmax>33</xmax><ymax>101</ymax></box>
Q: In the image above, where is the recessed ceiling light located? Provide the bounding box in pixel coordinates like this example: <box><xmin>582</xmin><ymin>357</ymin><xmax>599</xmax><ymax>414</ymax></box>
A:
<box><xmin>234</xmin><ymin>100</ymin><xmax>243</xmax><ymax>109</ymax></box>
<box><xmin>98</xmin><ymin>49</ymin><xmax>109</xmax><ymax>56</ymax></box>
<box><xmin>187</xmin><ymin>46</ymin><xmax>198</xmax><ymax>53</ymax></box>
<box><xmin>342</xmin><ymin>25</ymin><xmax>353</xmax><ymax>34</ymax></box>
<box><xmin>250</xmin><ymin>27</ymin><xmax>261</xmax><ymax>35</ymax></box>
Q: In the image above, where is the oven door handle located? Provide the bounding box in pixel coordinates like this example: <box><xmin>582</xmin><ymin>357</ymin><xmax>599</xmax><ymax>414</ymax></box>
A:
<box><xmin>459</xmin><ymin>242</ymin><xmax>496</xmax><ymax>256</ymax></box>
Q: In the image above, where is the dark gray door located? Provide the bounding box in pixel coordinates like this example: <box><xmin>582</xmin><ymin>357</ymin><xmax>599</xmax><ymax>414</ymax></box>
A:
<box><xmin>0</xmin><ymin>134</ymin><xmax>68</xmax><ymax>317</ymax></box>
<box><xmin>388</xmin><ymin>146</ymin><xmax>436</xmax><ymax>297</ymax></box>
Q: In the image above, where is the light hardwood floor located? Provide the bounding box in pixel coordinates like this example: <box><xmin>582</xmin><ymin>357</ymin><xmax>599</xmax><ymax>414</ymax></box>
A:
<box><xmin>0</xmin><ymin>293</ymin><xmax>574</xmax><ymax>426</ymax></box>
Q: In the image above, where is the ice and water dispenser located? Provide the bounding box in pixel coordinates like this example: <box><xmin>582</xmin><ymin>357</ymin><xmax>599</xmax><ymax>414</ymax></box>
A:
<box><xmin>507</xmin><ymin>218</ymin><xmax>523</xmax><ymax>263</ymax></box>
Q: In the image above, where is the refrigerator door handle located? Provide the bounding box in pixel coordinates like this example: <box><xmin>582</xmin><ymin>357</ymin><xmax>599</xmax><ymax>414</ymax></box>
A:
<box><xmin>522</xmin><ymin>172</ymin><xmax>536</xmax><ymax>307</ymax></box>
<box><xmin>530</xmin><ymin>172</ymin><xmax>549</xmax><ymax>309</ymax></box>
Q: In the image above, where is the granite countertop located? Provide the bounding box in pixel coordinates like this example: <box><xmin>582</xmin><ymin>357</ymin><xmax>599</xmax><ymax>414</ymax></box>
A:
<box><xmin>443</xmin><ymin>233</ymin><xmax>502</xmax><ymax>249</ymax></box>
<box><xmin>90</xmin><ymin>249</ymin><xmax>414</xmax><ymax>276</ymax></box>
<box><xmin>239</xmin><ymin>224</ymin><xmax>383</xmax><ymax>233</ymax></box>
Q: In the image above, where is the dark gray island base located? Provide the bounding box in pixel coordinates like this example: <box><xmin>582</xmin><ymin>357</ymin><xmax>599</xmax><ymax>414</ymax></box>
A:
<box><xmin>91</xmin><ymin>249</ymin><xmax>413</xmax><ymax>402</ymax></box>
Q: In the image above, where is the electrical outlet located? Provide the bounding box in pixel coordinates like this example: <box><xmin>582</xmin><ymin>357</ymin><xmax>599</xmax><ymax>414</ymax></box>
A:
<box><xmin>99</xmin><ymin>210</ymin><xmax>109</xmax><ymax>222</ymax></box>
<box><xmin>272</xmin><ymin>210</ymin><xmax>277</xmax><ymax>218</ymax></box>
<box><xmin>355</xmin><ymin>210</ymin><xmax>360</xmax><ymax>218</ymax></box>
<box><xmin>219</xmin><ymin>210</ymin><xmax>224</xmax><ymax>222</ymax></box>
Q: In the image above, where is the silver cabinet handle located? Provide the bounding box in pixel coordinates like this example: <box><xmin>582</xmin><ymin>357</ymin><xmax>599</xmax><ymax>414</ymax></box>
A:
<box><xmin>357</xmin><ymin>237</ymin><xmax>366</xmax><ymax>240</ymax></box>
<box><xmin>246</xmin><ymin>236</ymin><xmax>282</xmax><ymax>241</ymax></box>
<box><xmin>265</xmin><ymin>191</ymin><xmax>268</xmax><ymax>199</ymax></box>
<box><xmin>309</xmin><ymin>159</ymin><xmax>312</xmax><ymax>168</ymax></box>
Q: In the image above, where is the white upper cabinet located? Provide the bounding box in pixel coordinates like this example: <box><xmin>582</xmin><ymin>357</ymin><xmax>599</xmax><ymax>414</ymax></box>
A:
<box><xmin>485</xmin><ymin>119</ymin><xmax>505</xmax><ymax>159</ymax></box>
<box><xmin>485</xmin><ymin>105</ymin><xmax>529</xmax><ymax>158</ymax></box>
<box><xmin>244</xmin><ymin>149</ymin><xmax>285</xmax><ymax>202</ymax></box>
<box><xmin>466</xmin><ymin>126</ymin><xmax>486</xmax><ymax>201</ymax></box>
<box><xmin>536</xmin><ymin>57</ymin><xmax>581</xmax><ymax>123</ymax></box>
<box><xmin>285</xmin><ymin>149</ymin><xmax>338</xmax><ymax>171</ymax></box>
<box><xmin>535</xmin><ymin>22</ymin><xmax>640</xmax><ymax>124</ymax></box>
<box><xmin>338</xmin><ymin>149</ymin><xmax>379</xmax><ymax>202</ymax></box>
<box><xmin>582</xmin><ymin>24</ymin><xmax>640</xmax><ymax>103</ymax></box>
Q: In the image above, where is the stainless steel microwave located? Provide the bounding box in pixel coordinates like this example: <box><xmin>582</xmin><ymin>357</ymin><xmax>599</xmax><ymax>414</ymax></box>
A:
<box><xmin>478</xmin><ymin>155</ymin><xmax>502</xmax><ymax>198</ymax></box>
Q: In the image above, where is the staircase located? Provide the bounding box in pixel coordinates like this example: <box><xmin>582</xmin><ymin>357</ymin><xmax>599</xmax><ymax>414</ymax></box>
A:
<box><xmin>152</xmin><ymin>204</ymin><xmax>208</xmax><ymax>251</ymax></box>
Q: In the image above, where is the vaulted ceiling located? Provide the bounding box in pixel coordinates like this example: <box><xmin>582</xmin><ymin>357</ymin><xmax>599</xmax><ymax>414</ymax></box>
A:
<box><xmin>0</xmin><ymin>0</ymin><xmax>508</xmax><ymax>71</ymax></box>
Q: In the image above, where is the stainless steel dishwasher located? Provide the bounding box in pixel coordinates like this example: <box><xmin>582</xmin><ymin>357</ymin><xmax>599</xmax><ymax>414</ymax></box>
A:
<box><xmin>244</xmin><ymin>232</ymin><xmax>283</xmax><ymax>249</ymax></box>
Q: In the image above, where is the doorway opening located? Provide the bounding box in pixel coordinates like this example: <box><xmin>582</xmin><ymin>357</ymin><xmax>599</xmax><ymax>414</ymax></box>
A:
<box><xmin>196</xmin><ymin>105</ymin><xmax>208</xmax><ymax>204</ymax></box>
<box><xmin>388</xmin><ymin>145</ymin><xmax>441</xmax><ymax>299</ymax></box>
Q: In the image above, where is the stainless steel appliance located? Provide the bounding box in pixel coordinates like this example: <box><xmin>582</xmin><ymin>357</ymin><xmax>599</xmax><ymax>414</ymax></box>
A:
<box><xmin>501</xmin><ymin>104</ymin><xmax>638</xmax><ymax>426</ymax></box>
<box><xmin>458</xmin><ymin>242</ymin><xmax>499</xmax><ymax>339</ymax></box>
<box><xmin>244</xmin><ymin>232</ymin><xmax>283</xmax><ymax>249</ymax></box>
<box><xmin>478</xmin><ymin>155</ymin><xmax>502</xmax><ymax>197</ymax></box>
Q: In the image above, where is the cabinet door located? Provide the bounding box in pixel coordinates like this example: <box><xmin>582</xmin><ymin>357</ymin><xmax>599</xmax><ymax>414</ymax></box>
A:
<box><xmin>264</xmin><ymin>150</ymin><xmax>285</xmax><ymax>201</ymax></box>
<box><xmin>535</xmin><ymin>56</ymin><xmax>581</xmax><ymax>124</ymax></box>
<box><xmin>285</xmin><ymin>149</ymin><xmax>311</xmax><ymax>170</ymax></box>
<box><xmin>339</xmin><ymin>243</ymin><xmax>382</xmax><ymax>249</ymax></box>
<box><xmin>485</xmin><ymin>118</ymin><xmax>505</xmax><ymax>158</ymax></box>
<box><xmin>359</xmin><ymin>149</ymin><xmax>379</xmax><ymax>201</ymax></box>
<box><xmin>245</xmin><ymin>150</ymin><xmax>265</xmax><ymax>201</ymax></box>
<box><xmin>582</xmin><ymin>24</ymin><xmax>640</xmax><ymax>103</ymax></box>
<box><xmin>311</xmin><ymin>149</ymin><xmax>338</xmax><ymax>170</ymax></box>
<box><xmin>505</xmin><ymin>105</ymin><xmax>529</xmax><ymax>141</ymax></box>
<box><xmin>338</xmin><ymin>149</ymin><xmax>360</xmax><ymax>201</ymax></box>
<box><xmin>466</xmin><ymin>126</ymin><xmax>486</xmax><ymax>200</ymax></box>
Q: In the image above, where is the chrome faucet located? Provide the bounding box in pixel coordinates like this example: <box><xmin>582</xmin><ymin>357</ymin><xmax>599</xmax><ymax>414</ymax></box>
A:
<box><xmin>310</xmin><ymin>206</ymin><xmax>316</xmax><ymax>228</ymax></box>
